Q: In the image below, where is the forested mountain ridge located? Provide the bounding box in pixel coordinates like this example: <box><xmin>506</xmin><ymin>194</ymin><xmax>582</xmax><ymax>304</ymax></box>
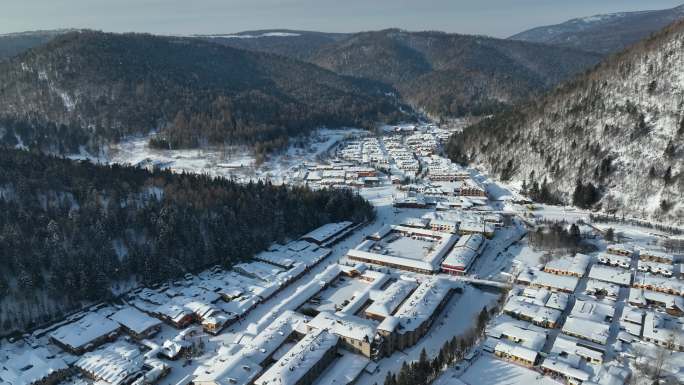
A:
<box><xmin>510</xmin><ymin>4</ymin><xmax>684</xmax><ymax>54</ymax></box>
<box><xmin>0</xmin><ymin>147</ymin><xmax>374</xmax><ymax>332</ymax></box>
<box><xmin>307</xmin><ymin>29</ymin><xmax>603</xmax><ymax>117</ymax></box>
<box><xmin>193</xmin><ymin>28</ymin><xmax>602</xmax><ymax>118</ymax></box>
<box><xmin>0</xmin><ymin>30</ymin><xmax>407</xmax><ymax>155</ymax></box>
<box><xmin>447</xmin><ymin>20</ymin><xmax>684</xmax><ymax>224</ymax></box>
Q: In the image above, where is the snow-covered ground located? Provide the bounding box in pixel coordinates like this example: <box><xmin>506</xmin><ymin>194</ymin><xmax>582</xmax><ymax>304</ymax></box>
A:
<box><xmin>102</xmin><ymin>128</ymin><xmax>365</xmax><ymax>184</ymax></box>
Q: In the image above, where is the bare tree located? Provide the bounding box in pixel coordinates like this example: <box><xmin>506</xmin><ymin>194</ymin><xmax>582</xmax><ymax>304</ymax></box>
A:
<box><xmin>652</xmin><ymin>336</ymin><xmax>675</xmax><ymax>381</ymax></box>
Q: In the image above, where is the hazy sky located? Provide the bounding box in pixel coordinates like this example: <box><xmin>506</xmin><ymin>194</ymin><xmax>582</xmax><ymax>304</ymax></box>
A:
<box><xmin>2</xmin><ymin>0</ymin><xmax>683</xmax><ymax>37</ymax></box>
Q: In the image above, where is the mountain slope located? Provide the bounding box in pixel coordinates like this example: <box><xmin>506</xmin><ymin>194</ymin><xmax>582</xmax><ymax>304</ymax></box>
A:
<box><xmin>510</xmin><ymin>4</ymin><xmax>684</xmax><ymax>54</ymax></box>
<box><xmin>0</xmin><ymin>31</ymin><xmax>406</xmax><ymax>155</ymax></box>
<box><xmin>307</xmin><ymin>29</ymin><xmax>602</xmax><ymax>117</ymax></box>
<box><xmin>448</xmin><ymin>20</ymin><xmax>684</xmax><ymax>224</ymax></box>
<box><xmin>0</xmin><ymin>147</ymin><xmax>373</xmax><ymax>332</ymax></box>
<box><xmin>199</xmin><ymin>29</ymin><xmax>349</xmax><ymax>60</ymax></box>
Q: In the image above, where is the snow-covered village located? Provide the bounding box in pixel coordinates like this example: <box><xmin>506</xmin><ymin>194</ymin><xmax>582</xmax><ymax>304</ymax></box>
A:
<box><xmin>2</xmin><ymin>2</ymin><xmax>684</xmax><ymax>385</ymax></box>
<box><xmin>2</xmin><ymin>120</ymin><xmax>684</xmax><ymax>385</ymax></box>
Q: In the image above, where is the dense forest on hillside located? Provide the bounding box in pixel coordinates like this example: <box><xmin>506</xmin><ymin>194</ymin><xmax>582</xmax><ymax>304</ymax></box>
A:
<box><xmin>447</xmin><ymin>20</ymin><xmax>684</xmax><ymax>224</ymax></box>
<box><xmin>0</xmin><ymin>31</ymin><xmax>407</xmax><ymax>156</ymax></box>
<box><xmin>193</xmin><ymin>29</ymin><xmax>603</xmax><ymax>118</ymax></box>
<box><xmin>0</xmin><ymin>148</ymin><xmax>374</xmax><ymax>331</ymax></box>
<box><xmin>308</xmin><ymin>29</ymin><xmax>602</xmax><ymax>117</ymax></box>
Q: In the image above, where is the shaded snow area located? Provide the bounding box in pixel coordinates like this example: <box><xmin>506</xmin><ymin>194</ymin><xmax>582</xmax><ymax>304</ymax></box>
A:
<box><xmin>451</xmin><ymin>354</ymin><xmax>562</xmax><ymax>385</ymax></box>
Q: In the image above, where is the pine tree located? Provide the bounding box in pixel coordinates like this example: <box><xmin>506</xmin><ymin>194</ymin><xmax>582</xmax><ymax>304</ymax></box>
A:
<box><xmin>477</xmin><ymin>306</ymin><xmax>489</xmax><ymax>335</ymax></box>
<box><xmin>417</xmin><ymin>348</ymin><xmax>431</xmax><ymax>380</ymax></box>
<box><xmin>383</xmin><ymin>373</ymin><xmax>396</xmax><ymax>385</ymax></box>
<box><xmin>570</xmin><ymin>223</ymin><xmax>581</xmax><ymax>240</ymax></box>
<box><xmin>663</xmin><ymin>166</ymin><xmax>672</xmax><ymax>185</ymax></box>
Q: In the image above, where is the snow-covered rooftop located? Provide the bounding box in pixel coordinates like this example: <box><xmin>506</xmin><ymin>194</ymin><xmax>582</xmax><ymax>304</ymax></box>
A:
<box><xmin>365</xmin><ymin>279</ymin><xmax>418</xmax><ymax>318</ymax></box>
<box><xmin>308</xmin><ymin>312</ymin><xmax>377</xmax><ymax>342</ymax></box>
<box><xmin>108</xmin><ymin>307</ymin><xmax>161</xmax><ymax>336</ymax></box>
<box><xmin>0</xmin><ymin>347</ymin><xmax>68</xmax><ymax>385</ymax></box>
<box><xmin>518</xmin><ymin>268</ymin><xmax>579</xmax><ymax>293</ymax></box>
<box><xmin>49</xmin><ymin>312</ymin><xmax>120</xmax><ymax>351</ymax></box>
<box><xmin>74</xmin><ymin>342</ymin><xmax>144</xmax><ymax>385</ymax></box>
<box><xmin>302</xmin><ymin>221</ymin><xmax>354</xmax><ymax>244</ymax></box>
<box><xmin>390</xmin><ymin>277</ymin><xmax>454</xmax><ymax>333</ymax></box>
<box><xmin>544</xmin><ymin>253</ymin><xmax>591</xmax><ymax>276</ymax></box>
<box><xmin>562</xmin><ymin>317</ymin><xmax>610</xmax><ymax>345</ymax></box>
<box><xmin>588</xmin><ymin>265</ymin><xmax>632</xmax><ymax>286</ymax></box>
<box><xmin>254</xmin><ymin>330</ymin><xmax>338</xmax><ymax>385</ymax></box>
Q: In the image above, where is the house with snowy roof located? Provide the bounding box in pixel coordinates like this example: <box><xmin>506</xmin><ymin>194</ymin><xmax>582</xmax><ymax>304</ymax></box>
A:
<box><xmin>597</xmin><ymin>253</ymin><xmax>631</xmax><ymax>269</ymax></box>
<box><xmin>517</xmin><ymin>268</ymin><xmax>579</xmax><ymax>293</ymax></box>
<box><xmin>503</xmin><ymin>295</ymin><xmax>562</xmax><ymax>328</ymax></box>
<box><xmin>606</xmin><ymin>244</ymin><xmax>634</xmax><ymax>257</ymax></box>
<box><xmin>543</xmin><ymin>253</ymin><xmax>591</xmax><ymax>277</ymax></box>
<box><xmin>540</xmin><ymin>356</ymin><xmax>590</xmax><ymax>383</ymax></box>
<box><xmin>253</xmin><ymin>330</ymin><xmax>339</xmax><ymax>385</ymax></box>
<box><xmin>109</xmin><ymin>307</ymin><xmax>162</xmax><ymax>340</ymax></box>
<box><xmin>637</xmin><ymin>248</ymin><xmax>675</xmax><ymax>264</ymax></box>
<box><xmin>632</xmin><ymin>273</ymin><xmax>684</xmax><ymax>296</ymax></box>
<box><xmin>549</xmin><ymin>334</ymin><xmax>605</xmax><ymax>364</ymax></box>
<box><xmin>301</xmin><ymin>221</ymin><xmax>355</xmax><ymax>246</ymax></box>
<box><xmin>642</xmin><ymin>311</ymin><xmax>684</xmax><ymax>351</ymax></box>
<box><xmin>588</xmin><ymin>265</ymin><xmax>632</xmax><ymax>286</ymax></box>
<box><xmin>75</xmin><ymin>341</ymin><xmax>169</xmax><ymax>385</ymax></box>
<box><xmin>49</xmin><ymin>312</ymin><xmax>120</xmax><ymax>354</ymax></box>
<box><xmin>493</xmin><ymin>340</ymin><xmax>539</xmax><ymax>367</ymax></box>
<box><xmin>628</xmin><ymin>287</ymin><xmax>684</xmax><ymax>316</ymax></box>
<box><xmin>620</xmin><ymin>306</ymin><xmax>645</xmax><ymax>337</ymax></box>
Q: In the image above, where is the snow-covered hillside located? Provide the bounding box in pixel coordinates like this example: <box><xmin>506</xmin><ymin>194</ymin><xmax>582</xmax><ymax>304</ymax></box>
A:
<box><xmin>449</xmin><ymin>20</ymin><xmax>684</xmax><ymax>225</ymax></box>
<box><xmin>510</xmin><ymin>4</ymin><xmax>684</xmax><ymax>54</ymax></box>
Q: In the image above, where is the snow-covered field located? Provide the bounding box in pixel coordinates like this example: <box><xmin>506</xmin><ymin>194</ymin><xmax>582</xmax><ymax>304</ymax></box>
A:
<box><xmin>103</xmin><ymin>128</ymin><xmax>365</xmax><ymax>184</ymax></box>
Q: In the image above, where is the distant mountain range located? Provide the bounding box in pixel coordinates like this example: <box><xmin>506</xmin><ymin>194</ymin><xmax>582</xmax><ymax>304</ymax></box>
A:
<box><xmin>200</xmin><ymin>28</ymin><xmax>602</xmax><ymax>118</ymax></box>
<box><xmin>0</xmin><ymin>28</ymin><xmax>600</xmax><ymax>153</ymax></box>
<box><xmin>198</xmin><ymin>29</ymin><xmax>348</xmax><ymax>61</ymax></box>
<box><xmin>0</xmin><ymin>4</ymin><xmax>681</xmax><ymax>155</ymax></box>
<box><xmin>510</xmin><ymin>4</ymin><xmax>684</xmax><ymax>54</ymax></box>
<box><xmin>306</xmin><ymin>29</ymin><xmax>601</xmax><ymax>118</ymax></box>
<box><xmin>449</xmin><ymin>19</ymin><xmax>684</xmax><ymax>224</ymax></box>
